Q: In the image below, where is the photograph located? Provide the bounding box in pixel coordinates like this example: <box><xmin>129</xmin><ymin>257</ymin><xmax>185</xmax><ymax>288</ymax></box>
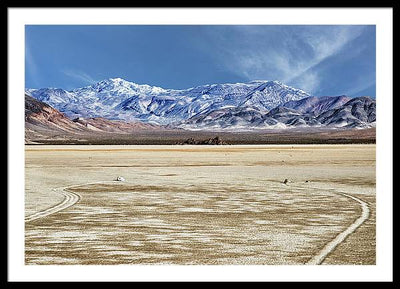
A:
<box><xmin>7</xmin><ymin>7</ymin><xmax>393</xmax><ymax>282</ymax></box>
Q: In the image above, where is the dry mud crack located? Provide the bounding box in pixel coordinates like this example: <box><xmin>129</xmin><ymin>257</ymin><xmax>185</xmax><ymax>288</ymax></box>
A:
<box><xmin>25</xmin><ymin>181</ymin><xmax>371</xmax><ymax>265</ymax></box>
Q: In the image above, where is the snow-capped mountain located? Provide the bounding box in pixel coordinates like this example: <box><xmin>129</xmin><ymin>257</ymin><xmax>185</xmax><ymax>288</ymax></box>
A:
<box><xmin>178</xmin><ymin>95</ymin><xmax>376</xmax><ymax>130</ymax></box>
<box><xmin>27</xmin><ymin>78</ymin><xmax>168</xmax><ymax>121</ymax></box>
<box><xmin>25</xmin><ymin>78</ymin><xmax>376</xmax><ymax>130</ymax></box>
<box><xmin>26</xmin><ymin>78</ymin><xmax>310</xmax><ymax>125</ymax></box>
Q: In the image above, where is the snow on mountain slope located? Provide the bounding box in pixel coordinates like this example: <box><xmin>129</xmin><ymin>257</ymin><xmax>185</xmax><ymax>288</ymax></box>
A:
<box><xmin>239</xmin><ymin>81</ymin><xmax>310</xmax><ymax>111</ymax></box>
<box><xmin>317</xmin><ymin>96</ymin><xmax>376</xmax><ymax>128</ymax></box>
<box><xmin>26</xmin><ymin>78</ymin><xmax>310</xmax><ymax>125</ymax></box>
<box><xmin>179</xmin><ymin>105</ymin><xmax>268</xmax><ymax>130</ymax></box>
<box><xmin>25</xmin><ymin>78</ymin><xmax>375</xmax><ymax>130</ymax></box>
<box><xmin>179</xmin><ymin>96</ymin><xmax>376</xmax><ymax>130</ymax></box>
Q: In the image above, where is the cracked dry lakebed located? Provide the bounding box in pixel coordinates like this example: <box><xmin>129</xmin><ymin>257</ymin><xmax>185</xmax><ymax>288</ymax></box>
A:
<box><xmin>25</xmin><ymin>144</ymin><xmax>376</xmax><ymax>265</ymax></box>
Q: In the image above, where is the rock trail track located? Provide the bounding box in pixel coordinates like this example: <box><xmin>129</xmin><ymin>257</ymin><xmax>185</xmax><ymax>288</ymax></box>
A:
<box><xmin>25</xmin><ymin>182</ymin><xmax>370</xmax><ymax>264</ymax></box>
<box><xmin>25</xmin><ymin>188</ymin><xmax>81</xmax><ymax>223</ymax></box>
<box><xmin>304</xmin><ymin>189</ymin><xmax>370</xmax><ymax>264</ymax></box>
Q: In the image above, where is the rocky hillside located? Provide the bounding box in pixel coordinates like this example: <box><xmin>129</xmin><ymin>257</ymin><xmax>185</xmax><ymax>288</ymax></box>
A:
<box><xmin>25</xmin><ymin>94</ymin><xmax>88</xmax><ymax>133</ymax></box>
<box><xmin>25</xmin><ymin>95</ymin><xmax>165</xmax><ymax>142</ymax></box>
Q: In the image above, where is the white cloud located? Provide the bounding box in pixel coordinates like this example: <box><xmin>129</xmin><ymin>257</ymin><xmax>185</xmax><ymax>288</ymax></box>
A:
<box><xmin>290</xmin><ymin>72</ymin><xmax>320</xmax><ymax>94</ymax></box>
<box><xmin>204</xmin><ymin>25</ymin><xmax>367</xmax><ymax>94</ymax></box>
<box><xmin>63</xmin><ymin>70</ymin><xmax>98</xmax><ymax>85</ymax></box>
<box><xmin>285</xmin><ymin>26</ymin><xmax>365</xmax><ymax>81</ymax></box>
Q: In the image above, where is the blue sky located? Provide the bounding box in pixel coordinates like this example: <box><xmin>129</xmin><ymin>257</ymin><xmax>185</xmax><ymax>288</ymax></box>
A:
<box><xmin>25</xmin><ymin>25</ymin><xmax>376</xmax><ymax>97</ymax></box>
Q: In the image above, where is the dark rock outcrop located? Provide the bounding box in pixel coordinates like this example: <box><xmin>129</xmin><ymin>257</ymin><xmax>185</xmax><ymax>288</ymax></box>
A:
<box><xmin>178</xmin><ymin>136</ymin><xmax>228</xmax><ymax>145</ymax></box>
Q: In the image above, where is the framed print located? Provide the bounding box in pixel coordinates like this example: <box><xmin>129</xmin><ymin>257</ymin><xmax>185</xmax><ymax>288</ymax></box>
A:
<box><xmin>7</xmin><ymin>7</ymin><xmax>393</xmax><ymax>282</ymax></box>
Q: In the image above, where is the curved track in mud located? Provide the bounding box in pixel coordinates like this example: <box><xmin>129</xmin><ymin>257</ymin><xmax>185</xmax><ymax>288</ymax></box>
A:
<box><xmin>25</xmin><ymin>187</ymin><xmax>81</xmax><ymax>223</ymax></box>
<box><xmin>305</xmin><ymin>189</ymin><xmax>370</xmax><ymax>265</ymax></box>
<box><xmin>25</xmin><ymin>181</ymin><xmax>121</xmax><ymax>223</ymax></box>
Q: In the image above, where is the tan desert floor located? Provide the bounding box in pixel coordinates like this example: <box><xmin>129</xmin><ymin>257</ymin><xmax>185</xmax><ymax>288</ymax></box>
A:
<box><xmin>25</xmin><ymin>144</ymin><xmax>376</xmax><ymax>265</ymax></box>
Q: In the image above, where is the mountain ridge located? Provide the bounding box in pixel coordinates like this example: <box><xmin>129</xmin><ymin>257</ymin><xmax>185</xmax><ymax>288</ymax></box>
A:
<box><xmin>26</xmin><ymin>78</ymin><xmax>309</xmax><ymax>124</ymax></box>
<box><xmin>26</xmin><ymin>78</ymin><xmax>375</xmax><ymax>130</ymax></box>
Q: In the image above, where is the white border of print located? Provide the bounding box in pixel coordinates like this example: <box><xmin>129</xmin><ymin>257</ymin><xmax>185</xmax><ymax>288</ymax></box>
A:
<box><xmin>8</xmin><ymin>8</ymin><xmax>393</xmax><ymax>282</ymax></box>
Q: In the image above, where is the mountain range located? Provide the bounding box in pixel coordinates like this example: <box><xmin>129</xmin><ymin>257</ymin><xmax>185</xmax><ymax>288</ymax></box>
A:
<box><xmin>25</xmin><ymin>78</ymin><xmax>376</xmax><ymax>131</ymax></box>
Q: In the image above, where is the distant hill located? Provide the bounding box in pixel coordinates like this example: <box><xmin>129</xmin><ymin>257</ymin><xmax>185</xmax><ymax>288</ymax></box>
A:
<box><xmin>25</xmin><ymin>94</ymin><xmax>166</xmax><ymax>143</ymax></box>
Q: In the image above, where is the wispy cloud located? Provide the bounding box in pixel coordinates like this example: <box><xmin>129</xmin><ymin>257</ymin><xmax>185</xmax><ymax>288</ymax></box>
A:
<box><xmin>284</xmin><ymin>26</ymin><xmax>365</xmax><ymax>87</ymax></box>
<box><xmin>343</xmin><ymin>77</ymin><xmax>376</xmax><ymax>96</ymax></box>
<box><xmin>291</xmin><ymin>72</ymin><xmax>320</xmax><ymax>94</ymax></box>
<box><xmin>201</xmin><ymin>25</ymin><xmax>367</xmax><ymax>94</ymax></box>
<box><xmin>63</xmin><ymin>69</ymin><xmax>98</xmax><ymax>85</ymax></box>
<box><xmin>25</xmin><ymin>44</ymin><xmax>40</xmax><ymax>87</ymax></box>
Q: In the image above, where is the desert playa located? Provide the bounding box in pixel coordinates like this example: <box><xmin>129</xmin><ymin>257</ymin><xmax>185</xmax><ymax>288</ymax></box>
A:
<box><xmin>25</xmin><ymin>144</ymin><xmax>376</xmax><ymax>265</ymax></box>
